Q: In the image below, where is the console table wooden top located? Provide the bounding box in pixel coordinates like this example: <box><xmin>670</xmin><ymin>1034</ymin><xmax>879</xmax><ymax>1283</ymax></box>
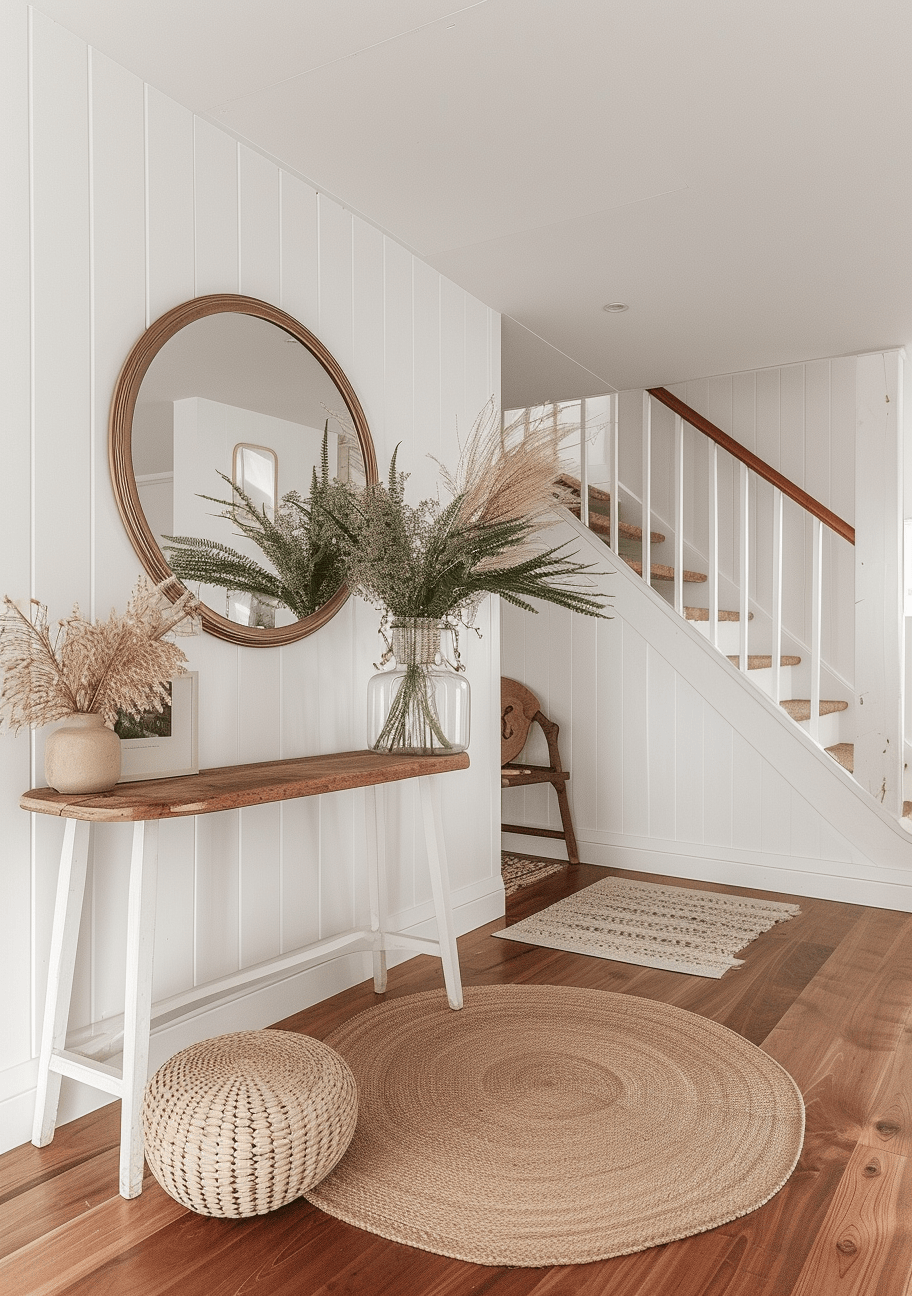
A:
<box><xmin>20</xmin><ymin>748</ymin><xmax>470</xmax><ymax>822</ymax></box>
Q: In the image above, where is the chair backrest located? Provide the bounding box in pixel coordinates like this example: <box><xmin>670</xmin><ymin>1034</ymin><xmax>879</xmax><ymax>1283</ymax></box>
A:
<box><xmin>501</xmin><ymin>677</ymin><xmax>542</xmax><ymax>765</ymax></box>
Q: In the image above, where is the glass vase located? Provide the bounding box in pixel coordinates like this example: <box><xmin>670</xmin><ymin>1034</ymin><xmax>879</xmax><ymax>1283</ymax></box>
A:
<box><xmin>367</xmin><ymin>618</ymin><xmax>471</xmax><ymax>754</ymax></box>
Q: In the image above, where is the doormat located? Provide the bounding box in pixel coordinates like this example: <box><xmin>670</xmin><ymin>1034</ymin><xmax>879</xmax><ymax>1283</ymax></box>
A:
<box><xmin>502</xmin><ymin>852</ymin><xmax>566</xmax><ymax>896</ymax></box>
<box><xmin>493</xmin><ymin>876</ymin><xmax>800</xmax><ymax>977</ymax></box>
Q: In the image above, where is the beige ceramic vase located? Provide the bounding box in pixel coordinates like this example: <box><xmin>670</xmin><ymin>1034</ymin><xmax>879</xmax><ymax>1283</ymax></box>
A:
<box><xmin>44</xmin><ymin>713</ymin><xmax>122</xmax><ymax>793</ymax></box>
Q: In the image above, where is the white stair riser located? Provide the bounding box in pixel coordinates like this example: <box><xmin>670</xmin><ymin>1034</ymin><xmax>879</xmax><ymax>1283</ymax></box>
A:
<box><xmin>794</xmin><ymin>710</ymin><xmax>848</xmax><ymax>749</ymax></box>
<box><xmin>732</xmin><ymin>665</ymin><xmax>798</xmax><ymax>698</ymax></box>
<box><xmin>691</xmin><ymin>621</ymin><xmax>745</xmax><ymax>654</ymax></box>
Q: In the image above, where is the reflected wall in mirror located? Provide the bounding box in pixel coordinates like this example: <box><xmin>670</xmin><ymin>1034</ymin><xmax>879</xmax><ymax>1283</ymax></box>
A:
<box><xmin>110</xmin><ymin>296</ymin><xmax>377</xmax><ymax>646</ymax></box>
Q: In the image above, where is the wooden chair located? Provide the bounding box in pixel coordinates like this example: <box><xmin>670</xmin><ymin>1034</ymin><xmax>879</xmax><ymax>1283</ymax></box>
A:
<box><xmin>500</xmin><ymin>677</ymin><xmax>579</xmax><ymax>864</ymax></box>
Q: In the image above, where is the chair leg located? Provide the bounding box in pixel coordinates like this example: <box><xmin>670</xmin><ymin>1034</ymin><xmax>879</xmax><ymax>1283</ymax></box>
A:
<box><xmin>553</xmin><ymin>779</ymin><xmax>580</xmax><ymax>865</ymax></box>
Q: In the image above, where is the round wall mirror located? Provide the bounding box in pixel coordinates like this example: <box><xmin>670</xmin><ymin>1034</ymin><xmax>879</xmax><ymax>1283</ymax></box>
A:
<box><xmin>109</xmin><ymin>295</ymin><xmax>377</xmax><ymax>646</ymax></box>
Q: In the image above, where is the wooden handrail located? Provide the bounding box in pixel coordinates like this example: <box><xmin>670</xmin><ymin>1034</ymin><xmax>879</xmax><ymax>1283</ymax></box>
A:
<box><xmin>648</xmin><ymin>387</ymin><xmax>855</xmax><ymax>545</ymax></box>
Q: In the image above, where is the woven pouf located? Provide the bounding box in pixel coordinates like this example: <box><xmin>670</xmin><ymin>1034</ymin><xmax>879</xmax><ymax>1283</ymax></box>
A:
<box><xmin>142</xmin><ymin>1029</ymin><xmax>358</xmax><ymax>1218</ymax></box>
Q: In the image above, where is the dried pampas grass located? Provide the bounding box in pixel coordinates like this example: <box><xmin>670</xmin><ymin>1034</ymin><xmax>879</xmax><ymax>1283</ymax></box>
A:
<box><xmin>0</xmin><ymin>577</ymin><xmax>201</xmax><ymax>731</ymax></box>
<box><xmin>435</xmin><ymin>399</ymin><xmax>578</xmax><ymax>573</ymax></box>
<box><xmin>437</xmin><ymin>399</ymin><xmax>574</xmax><ymax>531</ymax></box>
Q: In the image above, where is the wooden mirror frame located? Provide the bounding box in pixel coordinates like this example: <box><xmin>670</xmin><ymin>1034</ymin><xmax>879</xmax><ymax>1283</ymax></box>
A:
<box><xmin>109</xmin><ymin>294</ymin><xmax>378</xmax><ymax>646</ymax></box>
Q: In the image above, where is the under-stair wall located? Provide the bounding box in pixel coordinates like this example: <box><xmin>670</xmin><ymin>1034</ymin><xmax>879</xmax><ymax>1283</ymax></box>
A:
<box><xmin>502</xmin><ymin>513</ymin><xmax>912</xmax><ymax>910</ymax></box>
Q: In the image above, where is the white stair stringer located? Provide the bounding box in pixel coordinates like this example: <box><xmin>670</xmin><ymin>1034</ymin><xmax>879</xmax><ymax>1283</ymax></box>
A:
<box><xmin>506</xmin><ymin>510</ymin><xmax>912</xmax><ymax>910</ymax></box>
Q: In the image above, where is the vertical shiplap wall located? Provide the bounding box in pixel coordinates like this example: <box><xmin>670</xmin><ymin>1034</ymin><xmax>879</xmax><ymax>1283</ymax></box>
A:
<box><xmin>0</xmin><ymin>6</ymin><xmax>502</xmax><ymax>1149</ymax></box>
<box><xmin>615</xmin><ymin>360</ymin><xmax>857</xmax><ymax>685</ymax></box>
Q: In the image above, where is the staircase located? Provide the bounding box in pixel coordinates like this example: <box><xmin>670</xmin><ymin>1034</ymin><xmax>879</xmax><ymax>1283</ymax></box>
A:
<box><xmin>506</xmin><ymin>361</ymin><xmax>912</xmax><ymax>900</ymax></box>
<box><xmin>559</xmin><ymin>467</ymin><xmax>857</xmax><ymax>762</ymax></box>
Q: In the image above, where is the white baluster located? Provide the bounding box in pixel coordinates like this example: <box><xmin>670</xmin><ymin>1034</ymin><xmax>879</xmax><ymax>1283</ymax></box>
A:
<box><xmin>771</xmin><ymin>490</ymin><xmax>784</xmax><ymax>705</ymax></box>
<box><xmin>708</xmin><ymin>443</ymin><xmax>719</xmax><ymax>649</ymax></box>
<box><xmin>739</xmin><ymin>462</ymin><xmax>749</xmax><ymax>671</ymax></box>
<box><xmin>641</xmin><ymin>391</ymin><xmax>651</xmax><ymax>584</ymax></box>
<box><xmin>579</xmin><ymin>398</ymin><xmax>589</xmax><ymax>529</ymax></box>
<box><xmin>609</xmin><ymin>393</ymin><xmax>619</xmax><ymax>554</ymax></box>
<box><xmin>809</xmin><ymin>517</ymin><xmax>823</xmax><ymax>744</ymax></box>
<box><xmin>674</xmin><ymin>415</ymin><xmax>684</xmax><ymax>616</ymax></box>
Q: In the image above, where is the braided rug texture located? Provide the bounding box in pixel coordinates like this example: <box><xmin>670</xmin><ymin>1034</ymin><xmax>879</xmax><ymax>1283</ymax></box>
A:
<box><xmin>306</xmin><ymin>985</ymin><xmax>805</xmax><ymax>1266</ymax></box>
<box><xmin>494</xmin><ymin>877</ymin><xmax>800</xmax><ymax>977</ymax></box>
<box><xmin>501</xmin><ymin>852</ymin><xmax>565</xmax><ymax>896</ymax></box>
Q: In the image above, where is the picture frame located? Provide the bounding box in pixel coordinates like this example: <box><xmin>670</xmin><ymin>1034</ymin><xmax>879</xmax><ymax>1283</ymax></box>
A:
<box><xmin>117</xmin><ymin>672</ymin><xmax>199</xmax><ymax>782</ymax></box>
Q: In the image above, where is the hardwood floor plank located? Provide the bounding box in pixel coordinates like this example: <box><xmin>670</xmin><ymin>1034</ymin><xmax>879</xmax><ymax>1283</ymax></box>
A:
<box><xmin>0</xmin><ymin>1177</ymin><xmax>185</xmax><ymax>1296</ymax></box>
<box><xmin>0</xmin><ymin>1103</ymin><xmax>120</xmax><ymax>1202</ymax></box>
<box><xmin>790</xmin><ymin>1142</ymin><xmax>912</xmax><ymax>1295</ymax></box>
<box><xmin>0</xmin><ymin>1147</ymin><xmax>120</xmax><ymax>1260</ymax></box>
<box><xmin>861</xmin><ymin>996</ymin><xmax>912</xmax><ymax>1162</ymax></box>
<box><xmin>56</xmin><ymin>1196</ymin><xmax>508</xmax><ymax>1296</ymax></box>
<box><xmin>705</xmin><ymin>909</ymin><xmax>912</xmax><ymax>1295</ymax></box>
<box><xmin>764</xmin><ymin>913</ymin><xmax>912</xmax><ymax>1140</ymax></box>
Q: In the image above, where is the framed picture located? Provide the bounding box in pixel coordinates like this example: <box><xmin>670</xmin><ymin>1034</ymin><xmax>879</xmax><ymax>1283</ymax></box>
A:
<box><xmin>115</xmin><ymin>672</ymin><xmax>199</xmax><ymax>782</ymax></box>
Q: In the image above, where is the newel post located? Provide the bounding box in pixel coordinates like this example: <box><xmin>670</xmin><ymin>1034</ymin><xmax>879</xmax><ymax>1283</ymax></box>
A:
<box><xmin>854</xmin><ymin>350</ymin><xmax>905</xmax><ymax>814</ymax></box>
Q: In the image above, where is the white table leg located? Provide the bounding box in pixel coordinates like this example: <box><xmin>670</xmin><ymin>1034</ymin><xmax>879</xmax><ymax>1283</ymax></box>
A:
<box><xmin>119</xmin><ymin>820</ymin><xmax>159</xmax><ymax>1199</ymax></box>
<box><xmin>365</xmin><ymin>785</ymin><xmax>388</xmax><ymax>993</ymax></box>
<box><xmin>32</xmin><ymin>819</ymin><xmax>92</xmax><ymax>1147</ymax></box>
<box><xmin>419</xmin><ymin>775</ymin><xmax>463</xmax><ymax>1010</ymax></box>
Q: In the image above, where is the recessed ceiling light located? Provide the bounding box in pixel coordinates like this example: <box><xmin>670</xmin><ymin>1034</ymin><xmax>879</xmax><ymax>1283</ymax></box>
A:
<box><xmin>602</xmin><ymin>303</ymin><xmax>629</xmax><ymax>313</ymax></box>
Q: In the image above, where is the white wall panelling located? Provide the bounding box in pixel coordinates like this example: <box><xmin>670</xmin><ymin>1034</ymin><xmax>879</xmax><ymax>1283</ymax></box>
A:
<box><xmin>0</xmin><ymin>6</ymin><xmax>502</xmax><ymax>1152</ymax></box>
<box><xmin>502</xmin><ymin>514</ymin><xmax>912</xmax><ymax>905</ymax></box>
<box><xmin>854</xmin><ymin>351</ymin><xmax>905</xmax><ymax>812</ymax></box>
<box><xmin>0</xmin><ymin>0</ymin><xmax>35</xmax><ymax>1101</ymax></box>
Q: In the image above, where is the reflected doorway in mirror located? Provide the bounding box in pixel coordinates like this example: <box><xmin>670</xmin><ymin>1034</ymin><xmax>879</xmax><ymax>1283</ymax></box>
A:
<box><xmin>233</xmin><ymin>443</ymin><xmax>278</xmax><ymax>520</ymax></box>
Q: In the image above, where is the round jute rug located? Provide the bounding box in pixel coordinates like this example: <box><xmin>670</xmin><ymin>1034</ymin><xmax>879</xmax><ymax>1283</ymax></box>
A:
<box><xmin>306</xmin><ymin>985</ymin><xmax>804</xmax><ymax>1267</ymax></box>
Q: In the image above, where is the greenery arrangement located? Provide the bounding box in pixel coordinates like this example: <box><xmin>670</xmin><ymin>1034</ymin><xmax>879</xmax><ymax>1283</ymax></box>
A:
<box><xmin>162</xmin><ymin>429</ymin><xmax>346</xmax><ymax>622</ymax></box>
<box><xmin>321</xmin><ymin>401</ymin><xmax>608</xmax><ymax>626</ymax></box>
<box><xmin>321</xmin><ymin>400</ymin><xmax>610</xmax><ymax>750</ymax></box>
<box><xmin>0</xmin><ymin>578</ymin><xmax>201</xmax><ymax>730</ymax></box>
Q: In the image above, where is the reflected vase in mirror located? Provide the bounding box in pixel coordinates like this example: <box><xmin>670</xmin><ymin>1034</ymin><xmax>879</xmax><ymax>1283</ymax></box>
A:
<box><xmin>367</xmin><ymin>620</ymin><xmax>471</xmax><ymax>755</ymax></box>
<box><xmin>109</xmin><ymin>295</ymin><xmax>378</xmax><ymax>647</ymax></box>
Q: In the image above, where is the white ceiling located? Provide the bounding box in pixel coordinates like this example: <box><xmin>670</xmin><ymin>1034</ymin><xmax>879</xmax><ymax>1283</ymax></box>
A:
<box><xmin>34</xmin><ymin>0</ymin><xmax>912</xmax><ymax>406</ymax></box>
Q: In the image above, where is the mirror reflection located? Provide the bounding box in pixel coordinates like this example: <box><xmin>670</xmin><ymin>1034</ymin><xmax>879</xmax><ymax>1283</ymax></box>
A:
<box><xmin>131</xmin><ymin>312</ymin><xmax>363</xmax><ymax>628</ymax></box>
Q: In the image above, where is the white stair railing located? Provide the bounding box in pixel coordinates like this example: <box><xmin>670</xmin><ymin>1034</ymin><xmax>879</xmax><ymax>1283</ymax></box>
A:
<box><xmin>516</xmin><ymin>387</ymin><xmax>858</xmax><ymax>773</ymax></box>
<box><xmin>512</xmin><ymin>364</ymin><xmax>912</xmax><ymax>822</ymax></box>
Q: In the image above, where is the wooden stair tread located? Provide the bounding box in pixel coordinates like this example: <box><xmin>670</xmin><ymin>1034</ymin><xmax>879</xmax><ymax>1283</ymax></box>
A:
<box><xmin>726</xmin><ymin>654</ymin><xmax>801</xmax><ymax>669</ymax></box>
<box><xmin>556</xmin><ymin>473</ymin><xmax>612</xmax><ymax>504</ymax></box>
<box><xmin>569</xmin><ymin>507</ymin><xmax>664</xmax><ymax>544</ymax></box>
<box><xmin>684</xmin><ymin>607</ymin><xmax>753</xmax><ymax>621</ymax></box>
<box><xmin>624</xmin><ymin>558</ymin><xmax>707</xmax><ymax>582</ymax></box>
<box><xmin>825</xmin><ymin>742</ymin><xmax>854</xmax><ymax>773</ymax></box>
<box><xmin>781</xmin><ymin>699</ymin><xmax>848</xmax><ymax>721</ymax></box>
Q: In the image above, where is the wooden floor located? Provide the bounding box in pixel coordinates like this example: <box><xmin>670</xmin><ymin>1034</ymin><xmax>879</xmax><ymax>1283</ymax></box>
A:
<box><xmin>4</xmin><ymin>859</ymin><xmax>912</xmax><ymax>1295</ymax></box>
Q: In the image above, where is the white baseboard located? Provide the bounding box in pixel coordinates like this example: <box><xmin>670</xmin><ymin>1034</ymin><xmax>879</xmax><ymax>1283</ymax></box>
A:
<box><xmin>501</xmin><ymin>829</ymin><xmax>912</xmax><ymax>911</ymax></box>
<box><xmin>0</xmin><ymin>877</ymin><xmax>505</xmax><ymax>1156</ymax></box>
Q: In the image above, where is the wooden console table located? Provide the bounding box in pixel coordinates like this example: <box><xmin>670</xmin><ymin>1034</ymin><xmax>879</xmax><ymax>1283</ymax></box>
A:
<box><xmin>22</xmin><ymin>749</ymin><xmax>469</xmax><ymax>1199</ymax></box>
